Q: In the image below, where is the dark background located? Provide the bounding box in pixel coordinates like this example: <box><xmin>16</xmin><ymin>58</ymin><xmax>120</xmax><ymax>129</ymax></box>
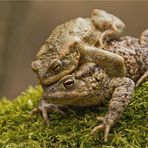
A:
<box><xmin>0</xmin><ymin>1</ymin><xmax>148</xmax><ymax>99</ymax></box>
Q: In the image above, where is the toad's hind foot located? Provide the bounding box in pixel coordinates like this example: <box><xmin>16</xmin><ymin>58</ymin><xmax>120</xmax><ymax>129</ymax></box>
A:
<box><xmin>30</xmin><ymin>100</ymin><xmax>65</xmax><ymax>124</ymax></box>
<box><xmin>136</xmin><ymin>70</ymin><xmax>148</xmax><ymax>87</ymax></box>
<box><xmin>91</xmin><ymin>115</ymin><xmax>113</xmax><ymax>142</ymax></box>
<box><xmin>140</xmin><ymin>29</ymin><xmax>148</xmax><ymax>45</ymax></box>
<box><xmin>98</xmin><ymin>29</ymin><xmax>115</xmax><ymax>47</ymax></box>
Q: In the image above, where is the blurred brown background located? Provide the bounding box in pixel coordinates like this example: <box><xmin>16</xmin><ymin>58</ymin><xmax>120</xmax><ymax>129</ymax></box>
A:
<box><xmin>0</xmin><ymin>1</ymin><xmax>148</xmax><ymax>99</ymax></box>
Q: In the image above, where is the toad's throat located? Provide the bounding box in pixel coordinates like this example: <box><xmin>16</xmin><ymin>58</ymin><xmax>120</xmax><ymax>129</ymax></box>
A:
<box><xmin>45</xmin><ymin>92</ymin><xmax>104</xmax><ymax>106</ymax></box>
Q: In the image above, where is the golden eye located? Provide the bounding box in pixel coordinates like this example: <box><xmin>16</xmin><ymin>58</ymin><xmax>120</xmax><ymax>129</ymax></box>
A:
<box><xmin>52</xmin><ymin>64</ymin><xmax>61</xmax><ymax>72</ymax></box>
<box><xmin>63</xmin><ymin>78</ymin><xmax>75</xmax><ymax>89</ymax></box>
<box><xmin>51</xmin><ymin>60</ymin><xmax>62</xmax><ymax>73</ymax></box>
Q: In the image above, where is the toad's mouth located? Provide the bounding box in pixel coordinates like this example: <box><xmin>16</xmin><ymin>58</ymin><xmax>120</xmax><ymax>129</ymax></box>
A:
<box><xmin>44</xmin><ymin>91</ymin><xmax>90</xmax><ymax>105</ymax></box>
<box><xmin>39</xmin><ymin>65</ymin><xmax>77</xmax><ymax>86</ymax></box>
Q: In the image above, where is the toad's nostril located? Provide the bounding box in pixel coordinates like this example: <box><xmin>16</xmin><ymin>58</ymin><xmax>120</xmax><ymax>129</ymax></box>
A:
<box><xmin>43</xmin><ymin>74</ymin><xmax>48</xmax><ymax>78</ymax></box>
<box><xmin>51</xmin><ymin>87</ymin><xmax>56</xmax><ymax>92</ymax></box>
<box><xmin>48</xmin><ymin>86</ymin><xmax>56</xmax><ymax>92</ymax></box>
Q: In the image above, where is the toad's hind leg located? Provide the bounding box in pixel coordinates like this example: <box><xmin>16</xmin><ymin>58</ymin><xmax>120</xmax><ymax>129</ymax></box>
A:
<box><xmin>91</xmin><ymin>9</ymin><xmax>125</xmax><ymax>47</ymax></box>
<box><xmin>98</xmin><ymin>29</ymin><xmax>117</xmax><ymax>47</ymax></box>
<box><xmin>91</xmin><ymin>77</ymin><xmax>135</xmax><ymax>142</ymax></box>
<box><xmin>136</xmin><ymin>70</ymin><xmax>148</xmax><ymax>87</ymax></box>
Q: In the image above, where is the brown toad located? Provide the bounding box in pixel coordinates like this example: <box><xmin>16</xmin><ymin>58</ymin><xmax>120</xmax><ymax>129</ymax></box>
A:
<box><xmin>31</xmin><ymin>30</ymin><xmax>148</xmax><ymax>142</ymax></box>
<box><xmin>31</xmin><ymin>9</ymin><xmax>126</xmax><ymax>86</ymax></box>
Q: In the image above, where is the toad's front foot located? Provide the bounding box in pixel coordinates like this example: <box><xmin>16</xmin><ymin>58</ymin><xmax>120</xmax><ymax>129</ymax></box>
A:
<box><xmin>91</xmin><ymin>115</ymin><xmax>114</xmax><ymax>142</ymax></box>
<box><xmin>30</xmin><ymin>99</ymin><xmax>65</xmax><ymax>124</ymax></box>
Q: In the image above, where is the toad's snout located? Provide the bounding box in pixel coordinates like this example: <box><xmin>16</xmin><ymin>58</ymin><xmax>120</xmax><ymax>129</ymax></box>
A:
<box><xmin>42</xmin><ymin>85</ymin><xmax>58</xmax><ymax>101</ymax></box>
<box><xmin>43</xmin><ymin>85</ymin><xmax>57</xmax><ymax>93</ymax></box>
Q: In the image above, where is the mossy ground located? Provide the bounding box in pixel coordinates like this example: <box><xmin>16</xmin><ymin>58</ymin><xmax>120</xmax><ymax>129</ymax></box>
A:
<box><xmin>0</xmin><ymin>82</ymin><xmax>148</xmax><ymax>148</ymax></box>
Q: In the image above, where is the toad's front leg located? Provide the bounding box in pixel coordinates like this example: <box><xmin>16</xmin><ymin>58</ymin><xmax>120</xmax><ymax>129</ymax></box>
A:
<box><xmin>30</xmin><ymin>99</ymin><xmax>65</xmax><ymax>124</ymax></box>
<box><xmin>91</xmin><ymin>77</ymin><xmax>135</xmax><ymax>142</ymax></box>
<box><xmin>80</xmin><ymin>44</ymin><xmax>126</xmax><ymax>77</ymax></box>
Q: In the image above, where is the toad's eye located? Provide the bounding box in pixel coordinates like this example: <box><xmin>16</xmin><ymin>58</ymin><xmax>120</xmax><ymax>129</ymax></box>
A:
<box><xmin>51</xmin><ymin>60</ymin><xmax>62</xmax><ymax>73</ymax></box>
<box><xmin>63</xmin><ymin>78</ymin><xmax>75</xmax><ymax>89</ymax></box>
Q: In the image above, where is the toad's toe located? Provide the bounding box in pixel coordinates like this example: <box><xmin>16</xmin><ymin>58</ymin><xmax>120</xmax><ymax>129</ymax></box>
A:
<box><xmin>91</xmin><ymin>124</ymin><xmax>104</xmax><ymax>135</ymax></box>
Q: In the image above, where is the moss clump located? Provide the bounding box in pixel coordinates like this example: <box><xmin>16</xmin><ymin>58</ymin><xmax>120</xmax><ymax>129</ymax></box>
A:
<box><xmin>0</xmin><ymin>82</ymin><xmax>148</xmax><ymax>148</ymax></box>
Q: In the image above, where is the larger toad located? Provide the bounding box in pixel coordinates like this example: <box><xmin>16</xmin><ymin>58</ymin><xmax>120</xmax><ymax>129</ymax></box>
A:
<box><xmin>31</xmin><ymin>9</ymin><xmax>126</xmax><ymax>86</ymax></box>
<box><xmin>31</xmin><ymin>30</ymin><xmax>148</xmax><ymax>142</ymax></box>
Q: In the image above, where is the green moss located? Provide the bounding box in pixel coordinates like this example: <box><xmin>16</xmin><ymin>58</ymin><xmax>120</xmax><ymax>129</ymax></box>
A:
<box><xmin>0</xmin><ymin>82</ymin><xmax>148</xmax><ymax>148</ymax></box>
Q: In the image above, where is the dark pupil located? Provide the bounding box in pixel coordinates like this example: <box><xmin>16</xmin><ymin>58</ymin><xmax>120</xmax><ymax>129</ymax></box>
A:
<box><xmin>65</xmin><ymin>80</ymin><xmax>73</xmax><ymax>86</ymax></box>
<box><xmin>53</xmin><ymin>65</ymin><xmax>60</xmax><ymax>70</ymax></box>
<box><xmin>64</xmin><ymin>79</ymin><xmax>74</xmax><ymax>89</ymax></box>
<box><xmin>52</xmin><ymin>64</ymin><xmax>61</xmax><ymax>72</ymax></box>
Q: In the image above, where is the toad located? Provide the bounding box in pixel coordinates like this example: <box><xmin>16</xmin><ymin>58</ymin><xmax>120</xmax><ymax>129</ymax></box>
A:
<box><xmin>31</xmin><ymin>9</ymin><xmax>126</xmax><ymax>86</ymax></box>
<box><xmin>31</xmin><ymin>30</ymin><xmax>148</xmax><ymax>142</ymax></box>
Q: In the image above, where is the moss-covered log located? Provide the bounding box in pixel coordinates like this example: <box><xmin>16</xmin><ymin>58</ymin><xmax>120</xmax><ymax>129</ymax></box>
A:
<box><xmin>0</xmin><ymin>82</ymin><xmax>148</xmax><ymax>147</ymax></box>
